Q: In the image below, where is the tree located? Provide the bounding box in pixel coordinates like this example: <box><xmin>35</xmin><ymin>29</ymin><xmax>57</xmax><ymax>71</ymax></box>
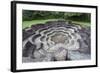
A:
<box><xmin>23</xmin><ymin>10</ymin><xmax>34</xmax><ymax>21</ymax></box>
<box><xmin>22</xmin><ymin>10</ymin><xmax>91</xmax><ymax>22</ymax></box>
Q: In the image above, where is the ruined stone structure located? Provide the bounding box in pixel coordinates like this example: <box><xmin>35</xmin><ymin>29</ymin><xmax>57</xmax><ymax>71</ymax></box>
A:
<box><xmin>22</xmin><ymin>20</ymin><xmax>91</xmax><ymax>63</ymax></box>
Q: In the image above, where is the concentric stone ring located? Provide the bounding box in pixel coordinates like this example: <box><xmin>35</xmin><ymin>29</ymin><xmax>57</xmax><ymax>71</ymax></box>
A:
<box><xmin>22</xmin><ymin>20</ymin><xmax>91</xmax><ymax>63</ymax></box>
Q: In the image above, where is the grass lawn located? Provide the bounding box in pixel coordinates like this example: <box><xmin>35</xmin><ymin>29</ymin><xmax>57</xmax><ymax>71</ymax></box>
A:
<box><xmin>72</xmin><ymin>21</ymin><xmax>90</xmax><ymax>27</ymax></box>
<box><xmin>22</xmin><ymin>19</ymin><xmax>91</xmax><ymax>29</ymax></box>
<box><xmin>22</xmin><ymin>19</ymin><xmax>60</xmax><ymax>29</ymax></box>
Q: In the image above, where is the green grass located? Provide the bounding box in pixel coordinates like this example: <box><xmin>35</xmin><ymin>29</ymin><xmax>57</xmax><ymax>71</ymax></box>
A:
<box><xmin>72</xmin><ymin>21</ymin><xmax>90</xmax><ymax>27</ymax></box>
<box><xmin>22</xmin><ymin>19</ymin><xmax>60</xmax><ymax>29</ymax></box>
<box><xmin>22</xmin><ymin>19</ymin><xmax>91</xmax><ymax>29</ymax></box>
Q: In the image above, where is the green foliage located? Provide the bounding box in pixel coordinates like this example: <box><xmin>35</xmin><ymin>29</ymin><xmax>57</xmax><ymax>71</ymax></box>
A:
<box><xmin>22</xmin><ymin>10</ymin><xmax>91</xmax><ymax>22</ymax></box>
<box><xmin>23</xmin><ymin>10</ymin><xmax>64</xmax><ymax>21</ymax></box>
<box><xmin>23</xmin><ymin>10</ymin><xmax>34</xmax><ymax>21</ymax></box>
<box><xmin>67</xmin><ymin>13</ymin><xmax>91</xmax><ymax>22</ymax></box>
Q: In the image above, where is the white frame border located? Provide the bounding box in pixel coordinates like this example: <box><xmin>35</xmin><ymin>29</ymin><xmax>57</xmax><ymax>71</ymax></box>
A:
<box><xmin>16</xmin><ymin>3</ymin><xmax>96</xmax><ymax>70</ymax></box>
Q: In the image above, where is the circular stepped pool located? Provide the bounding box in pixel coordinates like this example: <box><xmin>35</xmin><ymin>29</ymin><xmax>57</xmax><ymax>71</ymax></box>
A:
<box><xmin>22</xmin><ymin>20</ymin><xmax>91</xmax><ymax>63</ymax></box>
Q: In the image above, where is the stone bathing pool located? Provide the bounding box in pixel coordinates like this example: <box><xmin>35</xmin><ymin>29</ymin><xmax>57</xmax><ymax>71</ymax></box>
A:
<box><xmin>22</xmin><ymin>20</ymin><xmax>91</xmax><ymax>63</ymax></box>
